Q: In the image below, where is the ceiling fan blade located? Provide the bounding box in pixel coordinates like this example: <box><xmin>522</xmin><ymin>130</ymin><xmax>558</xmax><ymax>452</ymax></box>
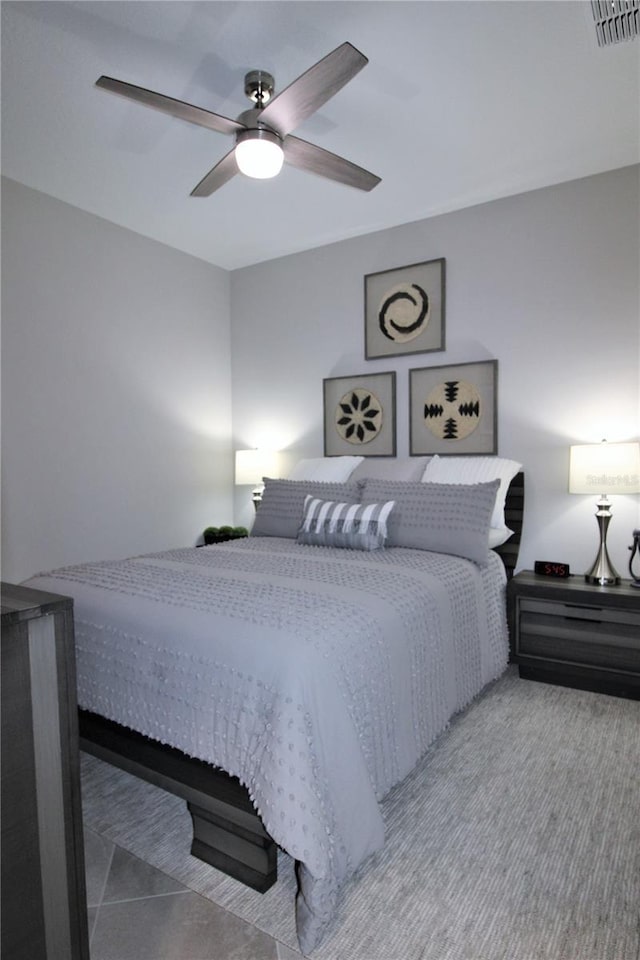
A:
<box><xmin>96</xmin><ymin>76</ymin><xmax>245</xmax><ymax>137</ymax></box>
<box><xmin>190</xmin><ymin>148</ymin><xmax>239</xmax><ymax>197</ymax></box>
<box><xmin>259</xmin><ymin>42</ymin><xmax>368</xmax><ymax>137</ymax></box>
<box><xmin>283</xmin><ymin>135</ymin><xmax>381</xmax><ymax>192</ymax></box>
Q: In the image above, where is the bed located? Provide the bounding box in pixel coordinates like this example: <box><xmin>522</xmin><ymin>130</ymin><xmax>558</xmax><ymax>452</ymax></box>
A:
<box><xmin>24</xmin><ymin>458</ymin><xmax>524</xmax><ymax>953</ymax></box>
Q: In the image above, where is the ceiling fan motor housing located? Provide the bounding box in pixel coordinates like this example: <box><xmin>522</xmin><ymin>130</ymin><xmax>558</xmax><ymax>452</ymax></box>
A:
<box><xmin>235</xmin><ymin>125</ymin><xmax>283</xmax><ymax>149</ymax></box>
<box><xmin>236</xmin><ymin>107</ymin><xmax>281</xmax><ymax>138</ymax></box>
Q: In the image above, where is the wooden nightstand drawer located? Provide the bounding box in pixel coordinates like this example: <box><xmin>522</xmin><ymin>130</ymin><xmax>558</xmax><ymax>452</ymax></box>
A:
<box><xmin>520</xmin><ymin>596</ymin><xmax>640</xmax><ymax>628</ymax></box>
<box><xmin>518</xmin><ymin>612</ymin><xmax>640</xmax><ymax>673</ymax></box>
<box><xmin>518</xmin><ymin>598</ymin><xmax>640</xmax><ymax>672</ymax></box>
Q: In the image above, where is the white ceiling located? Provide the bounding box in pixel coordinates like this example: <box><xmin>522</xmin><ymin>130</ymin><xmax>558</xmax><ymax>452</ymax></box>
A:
<box><xmin>2</xmin><ymin>1</ymin><xmax>639</xmax><ymax>271</ymax></box>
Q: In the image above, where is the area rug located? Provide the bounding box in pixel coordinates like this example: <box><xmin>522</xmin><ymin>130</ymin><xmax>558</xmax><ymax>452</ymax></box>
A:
<box><xmin>81</xmin><ymin>667</ymin><xmax>640</xmax><ymax>960</ymax></box>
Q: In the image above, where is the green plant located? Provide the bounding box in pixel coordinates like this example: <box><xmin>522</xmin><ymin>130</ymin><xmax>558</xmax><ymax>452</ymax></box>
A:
<box><xmin>202</xmin><ymin>524</ymin><xmax>248</xmax><ymax>545</ymax></box>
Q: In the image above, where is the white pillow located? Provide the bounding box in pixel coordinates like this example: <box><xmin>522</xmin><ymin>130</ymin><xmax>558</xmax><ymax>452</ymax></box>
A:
<box><xmin>488</xmin><ymin>526</ymin><xmax>513</xmax><ymax>548</ymax></box>
<box><xmin>421</xmin><ymin>455</ymin><xmax>522</xmax><ymax>533</ymax></box>
<box><xmin>287</xmin><ymin>456</ymin><xmax>364</xmax><ymax>482</ymax></box>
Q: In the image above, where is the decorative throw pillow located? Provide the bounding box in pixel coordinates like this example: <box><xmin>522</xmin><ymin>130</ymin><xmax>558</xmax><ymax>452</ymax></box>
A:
<box><xmin>251</xmin><ymin>478</ymin><xmax>360</xmax><ymax>539</ymax></box>
<box><xmin>287</xmin><ymin>456</ymin><xmax>364</xmax><ymax>482</ymax></box>
<box><xmin>297</xmin><ymin>495</ymin><xmax>395</xmax><ymax>551</ymax></box>
<box><xmin>358</xmin><ymin>478</ymin><xmax>500</xmax><ymax>565</ymax></box>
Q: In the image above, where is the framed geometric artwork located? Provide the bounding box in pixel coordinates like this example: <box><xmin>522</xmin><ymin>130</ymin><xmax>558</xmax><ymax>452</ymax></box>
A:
<box><xmin>365</xmin><ymin>257</ymin><xmax>445</xmax><ymax>360</ymax></box>
<box><xmin>409</xmin><ymin>359</ymin><xmax>498</xmax><ymax>456</ymax></box>
<box><xmin>323</xmin><ymin>372</ymin><xmax>396</xmax><ymax>457</ymax></box>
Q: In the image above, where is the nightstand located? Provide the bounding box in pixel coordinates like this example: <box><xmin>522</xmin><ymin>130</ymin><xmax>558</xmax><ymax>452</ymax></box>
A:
<box><xmin>507</xmin><ymin>571</ymin><xmax>640</xmax><ymax>700</ymax></box>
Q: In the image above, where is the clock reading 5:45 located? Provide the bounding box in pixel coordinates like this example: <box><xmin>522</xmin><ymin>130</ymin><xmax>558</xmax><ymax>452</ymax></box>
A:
<box><xmin>534</xmin><ymin>561</ymin><xmax>570</xmax><ymax>578</ymax></box>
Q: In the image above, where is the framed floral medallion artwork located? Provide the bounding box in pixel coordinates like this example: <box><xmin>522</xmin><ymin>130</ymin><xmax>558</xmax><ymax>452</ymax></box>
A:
<box><xmin>324</xmin><ymin>372</ymin><xmax>396</xmax><ymax>457</ymax></box>
<box><xmin>409</xmin><ymin>360</ymin><xmax>497</xmax><ymax>456</ymax></box>
<box><xmin>365</xmin><ymin>257</ymin><xmax>445</xmax><ymax>359</ymax></box>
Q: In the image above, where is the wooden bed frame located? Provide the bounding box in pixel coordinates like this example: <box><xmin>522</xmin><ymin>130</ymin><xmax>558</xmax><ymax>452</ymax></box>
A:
<box><xmin>494</xmin><ymin>470</ymin><xmax>525</xmax><ymax>581</ymax></box>
<box><xmin>79</xmin><ymin>472</ymin><xmax>524</xmax><ymax>895</ymax></box>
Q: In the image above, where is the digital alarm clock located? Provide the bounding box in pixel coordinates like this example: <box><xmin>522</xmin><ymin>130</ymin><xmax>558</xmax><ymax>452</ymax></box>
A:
<box><xmin>534</xmin><ymin>561</ymin><xmax>570</xmax><ymax>578</ymax></box>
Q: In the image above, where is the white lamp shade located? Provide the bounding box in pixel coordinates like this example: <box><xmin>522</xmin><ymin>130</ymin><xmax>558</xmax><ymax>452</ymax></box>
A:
<box><xmin>235</xmin><ymin>449</ymin><xmax>280</xmax><ymax>485</ymax></box>
<box><xmin>569</xmin><ymin>441</ymin><xmax>640</xmax><ymax>495</ymax></box>
<box><xmin>235</xmin><ymin>138</ymin><xmax>284</xmax><ymax>179</ymax></box>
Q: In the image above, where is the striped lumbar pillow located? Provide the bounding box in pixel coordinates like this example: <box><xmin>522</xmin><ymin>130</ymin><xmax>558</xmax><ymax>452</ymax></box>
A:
<box><xmin>297</xmin><ymin>495</ymin><xmax>395</xmax><ymax>551</ymax></box>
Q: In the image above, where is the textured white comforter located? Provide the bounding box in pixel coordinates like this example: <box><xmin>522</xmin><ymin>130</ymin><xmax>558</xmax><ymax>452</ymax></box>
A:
<box><xmin>26</xmin><ymin>537</ymin><xmax>509</xmax><ymax>951</ymax></box>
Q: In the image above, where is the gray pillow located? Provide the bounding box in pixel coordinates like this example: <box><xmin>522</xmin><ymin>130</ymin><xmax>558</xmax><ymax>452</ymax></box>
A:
<box><xmin>358</xmin><ymin>478</ymin><xmax>500</xmax><ymax>565</ymax></box>
<box><xmin>350</xmin><ymin>456</ymin><xmax>430</xmax><ymax>483</ymax></box>
<box><xmin>251</xmin><ymin>478</ymin><xmax>360</xmax><ymax>539</ymax></box>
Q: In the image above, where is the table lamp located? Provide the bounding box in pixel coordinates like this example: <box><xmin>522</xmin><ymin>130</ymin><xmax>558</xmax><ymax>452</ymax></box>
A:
<box><xmin>569</xmin><ymin>440</ymin><xmax>640</xmax><ymax>585</ymax></box>
<box><xmin>235</xmin><ymin>449</ymin><xmax>280</xmax><ymax>509</ymax></box>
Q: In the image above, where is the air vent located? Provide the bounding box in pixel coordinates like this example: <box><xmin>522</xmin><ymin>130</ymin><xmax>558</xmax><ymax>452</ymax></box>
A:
<box><xmin>591</xmin><ymin>0</ymin><xmax>639</xmax><ymax>46</ymax></box>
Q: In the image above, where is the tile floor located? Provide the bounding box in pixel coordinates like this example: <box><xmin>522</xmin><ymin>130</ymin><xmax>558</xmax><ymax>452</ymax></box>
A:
<box><xmin>84</xmin><ymin>827</ymin><xmax>301</xmax><ymax>960</ymax></box>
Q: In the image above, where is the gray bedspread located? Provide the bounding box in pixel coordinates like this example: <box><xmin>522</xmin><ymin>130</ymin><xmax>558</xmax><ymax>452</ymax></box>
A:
<box><xmin>26</xmin><ymin>537</ymin><xmax>509</xmax><ymax>952</ymax></box>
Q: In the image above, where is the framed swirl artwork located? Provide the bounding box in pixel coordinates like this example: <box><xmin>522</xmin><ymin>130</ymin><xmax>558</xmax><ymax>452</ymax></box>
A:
<box><xmin>323</xmin><ymin>371</ymin><xmax>396</xmax><ymax>457</ymax></box>
<box><xmin>364</xmin><ymin>257</ymin><xmax>445</xmax><ymax>359</ymax></box>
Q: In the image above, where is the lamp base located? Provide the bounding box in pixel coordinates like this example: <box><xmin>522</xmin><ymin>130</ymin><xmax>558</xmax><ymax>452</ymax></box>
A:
<box><xmin>583</xmin><ymin>496</ymin><xmax>620</xmax><ymax>586</ymax></box>
<box><xmin>584</xmin><ymin>570</ymin><xmax>620</xmax><ymax>586</ymax></box>
<box><xmin>252</xmin><ymin>484</ymin><xmax>264</xmax><ymax>512</ymax></box>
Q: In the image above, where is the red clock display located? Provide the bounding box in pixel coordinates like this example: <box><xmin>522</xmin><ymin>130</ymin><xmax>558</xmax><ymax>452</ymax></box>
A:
<box><xmin>534</xmin><ymin>561</ymin><xmax>570</xmax><ymax>578</ymax></box>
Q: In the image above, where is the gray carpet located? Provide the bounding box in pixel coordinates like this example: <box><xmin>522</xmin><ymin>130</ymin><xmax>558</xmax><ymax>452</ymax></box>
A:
<box><xmin>81</xmin><ymin>668</ymin><xmax>640</xmax><ymax>960</ymax></box>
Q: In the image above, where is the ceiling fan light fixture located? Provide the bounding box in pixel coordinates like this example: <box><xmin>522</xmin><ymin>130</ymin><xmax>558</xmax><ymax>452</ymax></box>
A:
<box><xmin>235</xmin><ymin>128</ymin><xmax>284</xmax><ymax>179</ymax></box>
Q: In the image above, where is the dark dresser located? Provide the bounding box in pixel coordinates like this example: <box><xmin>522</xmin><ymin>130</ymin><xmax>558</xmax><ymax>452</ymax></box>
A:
<box><xmin>1</xmin><ymin>582</ymin><xmax>90</xmax><ymax>960</ymax></box>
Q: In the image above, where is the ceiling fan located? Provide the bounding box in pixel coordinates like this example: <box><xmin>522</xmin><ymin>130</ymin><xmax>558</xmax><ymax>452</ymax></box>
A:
<box><xmin>96</xmin><ymin>41</ymin><xmax>381</xmax><ymax>197</ymax></box>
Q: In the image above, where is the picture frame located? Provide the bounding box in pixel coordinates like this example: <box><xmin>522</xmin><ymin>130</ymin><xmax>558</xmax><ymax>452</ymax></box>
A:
<box><xmin>365</xmin><ymin>257</ymin><xmax>445</xmax><ymax>360</ymax></box>
<box><xmin>409</xmin><ymin>359</ymin><xmax>498</xmax><ymax>456</ymax></box>
<box><xmin>323</xmin><ymin>371</ymin><xmax>396</xmax><ymax>458</ymax></box>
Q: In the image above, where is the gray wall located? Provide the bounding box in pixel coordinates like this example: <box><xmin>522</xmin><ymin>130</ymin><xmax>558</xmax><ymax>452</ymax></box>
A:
<box><xmin>3</xmin><ymin>168</ymin><xmax>638</xmax><ymax>583</ymax></box>
<box><xmin>231</xmin><ymin>166</ymin><xmax>640</xmax><ymax>575</ymax></box>
<box><xmin>2</xmin><ymin>177</ymin><xmax>233</xmax><ymax>583</ymax></box>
